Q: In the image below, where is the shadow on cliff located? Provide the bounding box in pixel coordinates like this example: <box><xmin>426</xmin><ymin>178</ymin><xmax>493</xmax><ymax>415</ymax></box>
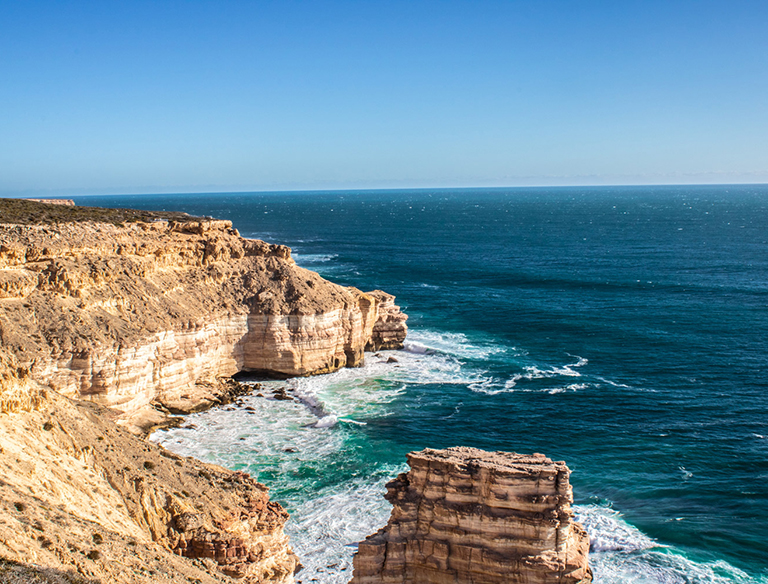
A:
<box><xmin>0</xmin><ymin>558</ymin><xmax>102</xmax><ymax>584</ymax></box>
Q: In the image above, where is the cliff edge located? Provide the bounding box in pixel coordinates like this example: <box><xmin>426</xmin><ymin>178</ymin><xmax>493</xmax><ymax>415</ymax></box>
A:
<box><xmin>0</xmin><ymin>200</ymin><xmax>407</xmax><ymax>434</ymax></box>
<box><xmin>350</xmin><ymin>447</ymin><xmax>592</xmax><ymax>584</ymax></box>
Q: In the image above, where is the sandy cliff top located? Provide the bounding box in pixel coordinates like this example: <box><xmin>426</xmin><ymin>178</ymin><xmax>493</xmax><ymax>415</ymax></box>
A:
<box><xmin>0</xmin><ymin>216</ymin><xmax>361</xmax><ymax>359</ymax></box>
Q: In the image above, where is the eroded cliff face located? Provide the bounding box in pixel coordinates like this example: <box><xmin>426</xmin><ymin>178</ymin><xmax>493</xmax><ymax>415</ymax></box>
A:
<box><xmin>365</xmin><ymin>291</ymin><xmax>408</xmax><ymax>352</ymax></box>
<box><xmin>0</xmin><ymin>351</ymin><xmax>297</xmax><ymax>583</ymax></box>
<box><xmin>350</xmin><ymin>447</ymin><xmax>592</xmax><ymax>584</ymax></box>
<box><xmin>0</xmin><ymin>216</ymin><xmax>406</xmax><ymax>432</ymax></box>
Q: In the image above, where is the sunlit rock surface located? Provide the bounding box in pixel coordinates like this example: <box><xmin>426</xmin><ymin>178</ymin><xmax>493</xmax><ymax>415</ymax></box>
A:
<box><xmin>0</xmin><ymin>210</ymin><xmax>406</xmax><ymax>433</ymax></box>
<box><xmin>0</xmin><ymin>350</ymin><xmax>298</xmax><ymax>583</ymax></box>
<box><xmin>350</xmin><ymin>447</ymin><xmax>592</xmax><ymax>584</ymax></box>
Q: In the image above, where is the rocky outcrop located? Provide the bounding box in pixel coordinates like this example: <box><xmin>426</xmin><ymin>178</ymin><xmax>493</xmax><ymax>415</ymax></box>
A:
<box><xmin>0</xmin><ymin>351</ymin><xmax>297</xmax><ymax>583</ymax></box>
<box><xmin>366</xmin><ymin>291</ymin><xmax>409</xmax><ymax>351</ymax></box>
<box><xmin>0</xmin><ymin>207</ymin><xmax>407</xmax><ymax>432</ymax></box>
<box><xmin>350</xmin><ymin>447</ymin><xmax>592</xmax><ymax>584</ymax></box>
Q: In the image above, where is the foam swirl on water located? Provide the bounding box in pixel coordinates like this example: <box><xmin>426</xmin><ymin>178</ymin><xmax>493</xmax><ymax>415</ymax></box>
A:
<box><xmin>575</xmin><ymin>505</ymin><xmax>764</xmax><ymax>584</ymax></box>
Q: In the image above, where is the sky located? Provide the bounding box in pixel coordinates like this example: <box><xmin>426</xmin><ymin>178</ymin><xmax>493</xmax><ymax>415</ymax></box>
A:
<box><xmin>1</xmin><ymin>0</ymin><xmax>767</xmax><ymax>196</ymax></box>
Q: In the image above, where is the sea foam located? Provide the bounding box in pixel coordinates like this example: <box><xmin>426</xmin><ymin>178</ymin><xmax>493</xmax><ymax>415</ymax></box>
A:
<box><xmin>151</xmin><ymin>326</ymin><xmax>765</xmax><ymax>584</ymax></box>
<box><xmin>576</xmin><ymin>505</ymin><xmax>765</xmax><ymax>584</ymax></box>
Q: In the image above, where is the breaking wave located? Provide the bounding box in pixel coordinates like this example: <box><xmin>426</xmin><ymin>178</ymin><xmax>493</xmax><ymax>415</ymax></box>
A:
<box><xmin>576</xmin><ymin>505</ymin><xmax>765</xmax><ymax>584</ymax></box>
<box><xmin>150</xmin><ymin>325</ymin><xmax>765</xmax><ymax>584</ymax></box>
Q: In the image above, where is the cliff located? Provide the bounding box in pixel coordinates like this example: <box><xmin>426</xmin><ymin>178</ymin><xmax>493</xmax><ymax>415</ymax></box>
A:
<box><xmin>350</xmin><ymin>447</ymin><xmax>592</xmax><ymax>584</ymax></box>
<box><xmin>0</xmin><ymin>202</ymin><xmax>407</xmax><ymax>434</ymax></box>
<box><xmin>0</xmin><ymin>350</ymin><xmax>297</xmax><ymax>583</ymax></box>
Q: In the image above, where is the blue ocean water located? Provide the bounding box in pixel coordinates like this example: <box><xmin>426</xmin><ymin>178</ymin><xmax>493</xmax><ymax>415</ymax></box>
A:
<box><xmin>77</xmin><ymin>186</ymin><xmax>768</xmax><ymax>583</ymax></box>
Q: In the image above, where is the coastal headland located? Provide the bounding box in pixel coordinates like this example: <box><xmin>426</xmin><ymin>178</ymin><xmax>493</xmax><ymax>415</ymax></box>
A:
<box><xmin>0</xmin><ymin>199</ymin><xmax>407</xmax><ymax>435</ymax></box>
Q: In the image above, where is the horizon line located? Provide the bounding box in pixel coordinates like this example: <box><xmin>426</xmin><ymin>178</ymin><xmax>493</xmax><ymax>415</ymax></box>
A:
<box><xmin>3</xmin><ymin>181</ymin><xmax>768</xmax><ymax>199</ymax></box>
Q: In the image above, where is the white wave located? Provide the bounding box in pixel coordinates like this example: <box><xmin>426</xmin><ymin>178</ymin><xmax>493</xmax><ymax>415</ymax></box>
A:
<box><xmin>524</xmin><ymin>356</ymin><xmax>586</xmax><ymax>379</ymax></box>
<box><xmin>287</xmin><ymin>471</ymin><xmax>401</xmax><ymax>584</ymax></box>
<box><xmin>287</xmin><ymin>363</ymin><xmax>407</xmax><ymax>421</ymax></box>
<box><xmin>576</xmin><ymin>504</ymin><xmax>764</xmax><ymax>584</ymax></box>
<box><xmin>289</xmin><ymin>381</ymin><xmax>334</xmax><ymax>419</ymax></box>
<box><xmin>403</xmin><ymin>340</ymin><xmax>431</xmax><ymax>354</ymax></box>
<box><xmin>568</xmin><ymin>355</ymin><xmax>589</xmax><ymax>368</ymax></box>
<box><xmin>311</xmin><ymin>415</ymin><xmax>338</xmax><ymax>429</ymax></box>
<box><xmin>575</xmin><ymin>504</ymin><xmax>656</xmax><ymax>553</ymax></box>
<box><xmin>546</xmin><ymin>383</ymin><xmax>589</xmax><ymax>394</ymax></box>
<box><xmin>596</xmin><ymin>376</ymin><xmax>634</xmax><ymax>389</ymax></box>
<box><xmin>496</xmin><ymin>357</ymin><xmax>591</xmax><ymax>394</ymax></box>
<box><xmin>466</xmin><ymin>377</ymin><xmax>503</xmax><ymax>394</ymax></box>
<box><xmin>567</xmin><ymin>382</ymin><xmax>589</xmax><ymax>390</ymax></box>
<box><xmin>405</xmin><ymin>329</ymin><xmax>508</xmax><ymax>360</ymax></box>
<box><xmin>293</xmin><ymin>252</ymin><xmax>339</xmax><ymax>264</ymax></box>
<box><xmin>151</xmin><ymin>383</ymin><xmax>346</xmax><ymax>479</ymax></box>
<box><xmin>591</xmin><ymin>550</ymin><xmax>761</xmax><ymax>584</ymax></box>
<box><xmin>506</xmin><ymin>356</ymin><xmax>588</xmax><ymax>386</ymax></box>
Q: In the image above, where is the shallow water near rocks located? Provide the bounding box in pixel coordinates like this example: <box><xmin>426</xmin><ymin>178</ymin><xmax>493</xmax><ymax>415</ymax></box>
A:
<box><xmin>80</xmin><ymin>186</ymin><xmax>768</xmax><ymax>583</ymax></box>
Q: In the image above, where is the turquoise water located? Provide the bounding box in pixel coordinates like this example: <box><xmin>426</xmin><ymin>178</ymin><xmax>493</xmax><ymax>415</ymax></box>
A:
<box><xmin>77</xmin><ymin>186</ymin><xmax>768</xmax><ymax>583</ymax></box>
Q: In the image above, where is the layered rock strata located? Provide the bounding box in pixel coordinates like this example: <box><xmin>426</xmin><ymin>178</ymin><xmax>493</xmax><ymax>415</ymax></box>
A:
<box><xmin>0</xmin><ymin>200</ymin><xmax>408</xmax><ymax>582</ymax></box>
<box><xmin>366</xmin><ymin>290</ymin><xmax>409</xmax><ymax>351</ymax></box>
<box><xmin>350</xmin><ymin>447</ymin><xmax>592</xmax><ymax>584</ymax></box>
<box><xmin>0</xmin><ymin>205</ymin><xmax>407</xmax><ymax>432</ymax></box>
<box><xmin>0</xmin><ymin>351</ymin><xmax>297</xmax><ymax>583</ymax></box>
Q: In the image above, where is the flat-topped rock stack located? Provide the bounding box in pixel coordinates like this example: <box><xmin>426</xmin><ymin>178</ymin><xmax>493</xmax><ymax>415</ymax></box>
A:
<box><xmin>350</xmin><ymin>447</ymin><xmax>592</xmax><ymax>584</ymax></box>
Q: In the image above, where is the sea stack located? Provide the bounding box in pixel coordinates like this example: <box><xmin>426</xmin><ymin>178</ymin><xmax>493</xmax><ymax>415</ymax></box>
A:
<box><xmin>350</xmin><ymin>447</ymin><xmax>592</xmax><ymax>584</ymax></box>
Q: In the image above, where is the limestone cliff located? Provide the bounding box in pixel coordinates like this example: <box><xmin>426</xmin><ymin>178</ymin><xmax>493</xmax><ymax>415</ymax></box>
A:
<box><xmin>365</xmin><ymin>291</ymin><xmax>408</xmax><ymax>352</ymax></box>
<box><xmin>0</xmin><ymin>204</ymin><xmax>407</xmax><ymax>433</ymax></box>
<box><xmin>350</xmin><ymin>447</ymin><xmax>592</xmax><ymax>584</ymax></box>
<box><xmin>0</xmin><ymin>350</ymin><xmax>297</xmax><ymax>583</ymax></box>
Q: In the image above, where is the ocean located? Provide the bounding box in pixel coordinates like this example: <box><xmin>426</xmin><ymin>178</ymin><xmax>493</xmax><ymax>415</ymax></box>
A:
<box><xmin>75</xmin><ymin>186</ymin><xmax>768</xmax><ymax>583</ymax></box>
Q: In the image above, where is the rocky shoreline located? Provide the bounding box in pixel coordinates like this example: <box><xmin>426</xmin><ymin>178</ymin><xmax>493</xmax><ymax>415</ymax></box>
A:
<box><xmin>0</xmin><ymin>199</ymin><xmax>589</xmax><ymax>583</ymax></box>
<box><xmin>0</xmin><ymin>199</ymin><xmax>408</xmax><ymax>582</ymax></box>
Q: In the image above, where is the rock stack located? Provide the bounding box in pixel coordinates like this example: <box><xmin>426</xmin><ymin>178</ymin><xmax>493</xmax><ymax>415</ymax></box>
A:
<box><xmin>366</xmin><ymin>290</ymin><xmax>409</xmax><ymax>351</ymax></box>
<box><xmin>350</xmin><ymin>447</ymin><xmax>592</xmax><ymax>584</ymax></box>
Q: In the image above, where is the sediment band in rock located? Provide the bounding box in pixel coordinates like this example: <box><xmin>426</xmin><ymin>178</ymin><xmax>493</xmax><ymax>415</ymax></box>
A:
<box><xmin>0</xmin><ymin>208</ymin><xmax>407</xmax><ymax>432</ymax></box>
<box><xmin>350</xmin><ymin>446</ymin><xmax>592</xmax><ymax>584</ymax></box>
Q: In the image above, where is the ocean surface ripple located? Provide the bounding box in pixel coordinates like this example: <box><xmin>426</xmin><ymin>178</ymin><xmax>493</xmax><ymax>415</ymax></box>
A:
<box><xmin>82</xmin><ymin>186</ymin><xmax>768</xmax><ymax>583</ymax></box>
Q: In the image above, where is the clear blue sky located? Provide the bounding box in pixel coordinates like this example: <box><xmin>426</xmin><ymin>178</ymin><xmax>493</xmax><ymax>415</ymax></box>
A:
<box><xmin>1</xmin><ymin>0</ymin><xmax>767</xmax><ymax>195</ymax></box>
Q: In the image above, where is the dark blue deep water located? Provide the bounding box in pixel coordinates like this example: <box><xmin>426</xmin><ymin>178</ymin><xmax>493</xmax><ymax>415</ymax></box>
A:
<box><xmin>78</xmin><ymin>186</ymin><xmax>768</xmax><ymax>583</ymax></box>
